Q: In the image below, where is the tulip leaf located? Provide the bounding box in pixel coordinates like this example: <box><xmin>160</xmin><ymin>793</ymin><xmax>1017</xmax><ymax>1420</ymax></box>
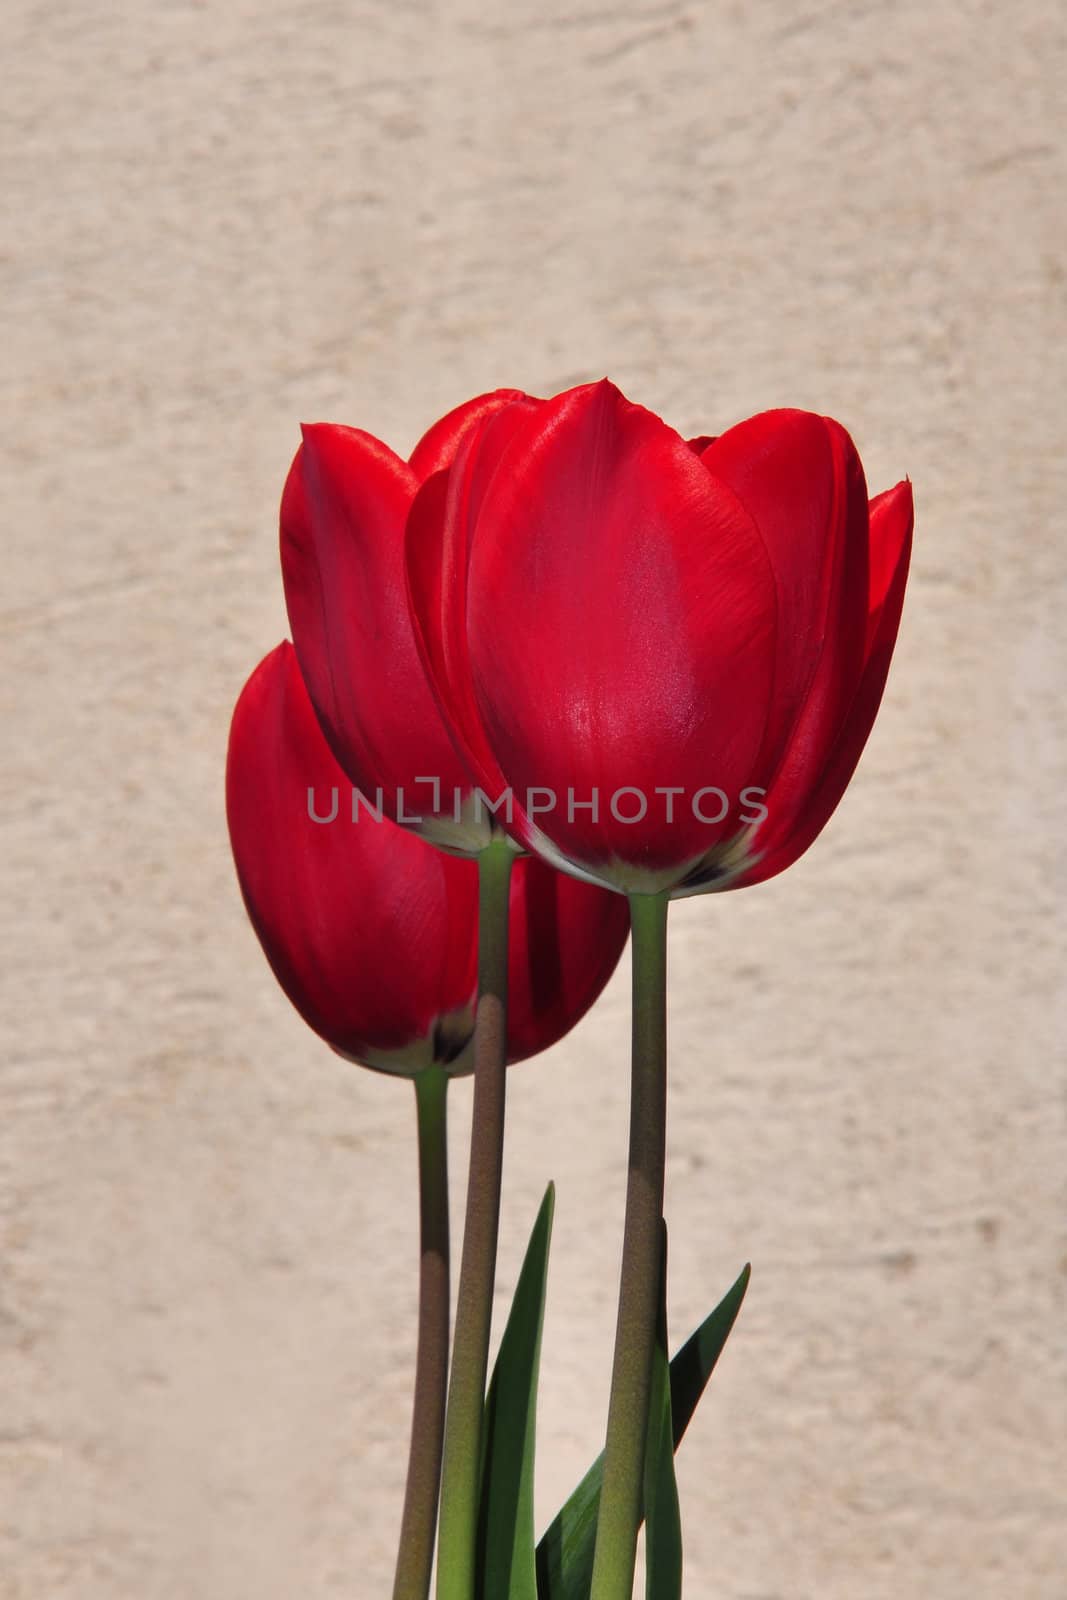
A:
<box><xmin>476</xmin><ymin>1183</ymin><xmax>555</xmax><ymax>1600</ymax></box>
<box><xmin>667</xmin><ymin>1261</ymin><xmax>750</xmax><ymax>1450</ymax></box>
<box><xmin>644</xmin><ymin>1224</ymin><xmax>681</xmax><ymax>1600</ymax></box>
<box><xmin>535</xmin><ymin>1259</ymin><xmax>750</xmax><ymax>1600</ymax></box>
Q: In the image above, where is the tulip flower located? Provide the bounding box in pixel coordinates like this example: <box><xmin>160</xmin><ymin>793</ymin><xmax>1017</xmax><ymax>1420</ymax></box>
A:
<box><xmin>225</xmin><ymin>641</ymin><xmax>629</xmax><ymax>1600</ymax></box>
<box><xmin>280</xmin><ymin>390</ymin><xmax>539</xmax><ymax>854</ymax></box>
<box><xmin>283</xmin><ymin>388</ymin><xmax>648</xmax><ymax>1600</ymax></box>
<box><xmin>226</xmin><ymin>641</ymin><xmax>626</xmax><ymax>1073</ymax></box>
<box><xmin>406</xmin><ymin>379</ymin><xmax>912</xmax><ymax>899</ymax></box>
<box><xmin>404</xmin><ymin>378</ymin><xmax>911</xmax><ymax>1600</ymax></box>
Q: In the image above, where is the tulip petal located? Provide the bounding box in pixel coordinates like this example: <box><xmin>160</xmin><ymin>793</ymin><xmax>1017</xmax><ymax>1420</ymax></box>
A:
<box><xmin>702</xmin><ymin>409</ymin><xmax>870</xmax><ymax>785</ymax></box>
<box><xmin>865</xmin><ymin>480</ymin><xmax>913</xmax><ymax>653</ymax></box>
<box><xmin>735</xmin><ymin>479</ymin><xmax>913</xmax><ymax>887</ymax></box>
<box><xmin>407</xmin><ymin>398</ymin><xmax>545</xmax><ymax>829</ymax></box>
<box><xmin>464</xmin><ymin>380</ymin><xmax>777</xmax><ymax>882</ymax></box>
<box><xmin>281</xmin><ymin>422</ymin><xmax>474</xmax><ymax>827</ymax></box>
<box><xmin>225</xmin><ymin>643</ymin><xmax>478</xmax><ymax>1068</ymax></box>
<box><xmin>408</xmin><ymin>388</ymin><xmax>533</xmax><ymax>481</ymax></box>
<box><xmin>505</xmin><ymin>857</ymin><xmax>631</xmax><ymax>1061</ymax></box>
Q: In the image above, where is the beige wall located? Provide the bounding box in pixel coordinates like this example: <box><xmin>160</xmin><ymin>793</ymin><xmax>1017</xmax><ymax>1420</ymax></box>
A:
<box><xmin>3</xmin><ymin>2</ymin><xmax>1064</xmax><ymax>1595</ymax></box>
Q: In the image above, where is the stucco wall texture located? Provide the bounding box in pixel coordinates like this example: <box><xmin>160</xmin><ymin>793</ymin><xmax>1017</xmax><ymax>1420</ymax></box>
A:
<box><xmin>3</xmin><ymin>1</ymin><xmax>1064</xmax><ymax>1596</ymax></box>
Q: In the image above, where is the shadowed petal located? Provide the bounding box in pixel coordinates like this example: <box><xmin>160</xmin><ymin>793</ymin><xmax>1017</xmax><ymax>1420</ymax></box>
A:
<box><xmin>735</xmin><ymin>480</ymin><xmax>913</xmax><ymax>887</ymax></box>
<box><xmin>702</xmin><ymin>409</ymin><xmax>869</xmax><ymax>787</ymax></box>
<box><xmin>281</xmin><ymin>423</ymin><xmax>473</xmax><ymax>828</ymax></box>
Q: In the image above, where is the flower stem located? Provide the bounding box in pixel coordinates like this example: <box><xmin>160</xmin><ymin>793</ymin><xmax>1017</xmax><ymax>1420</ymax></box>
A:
<box><xmin>393</xmin><ymin>1067</ymin><xmax>450</xmax><ymax>1600</ymax></box>
<box><xmin>589</xmin><ymin>889</ymin><xmax>670</xmax><ymax>1600</ymax></box>
<box><xmin>435</xmin><ymin>836</ymin><xmax>514</xmax><ymax>1600</ymax></box>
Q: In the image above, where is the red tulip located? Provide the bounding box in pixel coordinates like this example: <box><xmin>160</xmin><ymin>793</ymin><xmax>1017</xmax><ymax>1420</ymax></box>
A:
<box><xmin>280</xmin><ymin>390</ymin><xmax>539</xmax><ymax>853</ymax></box>
<box><xmin>225</xmin><ymin>643</ymin><xmax>629</xmax><ymax>1074</ymax></box>
<box><xmin>407</xmin><ymin>379</ymin><xmax>912</xmax><ymax>896</ymax></box>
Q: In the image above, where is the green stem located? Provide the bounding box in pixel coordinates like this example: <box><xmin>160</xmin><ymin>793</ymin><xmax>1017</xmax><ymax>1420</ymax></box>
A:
<box><xmin>435</xmin><ymin>837</ymin><xmax>514</xmax><ymax>1600</ymax></box>
<box><xmin>393</xmin><ymin>1068</ymin><xmax>450</xmax><ymax>1600</ymax></box>
<box><xmin>590</xmin><ymin>889</ymin><xmax>670</xmax><ymax>1600</ymax></box>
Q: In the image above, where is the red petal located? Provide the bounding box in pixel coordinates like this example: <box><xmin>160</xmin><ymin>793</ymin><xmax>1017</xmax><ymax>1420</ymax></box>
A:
<box><xmin>702</xmin><ymin>410</ymin><xmax>869</xmax><ymax>786</ymax></box>
<box><xmin>506</xmin><ymin>857</ymin><xmax>630</xmax><ymax>1061</ymax></box>
<box><xmin>281</xmin><ymin>423</ymin><xmax>474</xmax><ymax>826</ymax></box>
<box><xmin>736</xmin><ymin>479</ymin><xmax>913</xmax><ymax>887</ymax></box>
<box><xmin>407</xmin><ymin>398</ymin><xmax>544</xmax><ymax>825</ymax></box>
<box><xmin>408</xmin><ymin>389</ymin><xmax>534</xmax><ymax>481</ymax></box>
<box><xmin>865</xmin><ymin>480</ymin><xmax>913</xmax><ymax>654</ymax></box>
<box><xmin>465</xmin><ymin>380</ymin><xmax>777</xmax><ymax>877</ymax></box>
<box><xmin>225</xmin><ymin>644</ymin><xmax>479</xmax><ymax>1065</ymax></box>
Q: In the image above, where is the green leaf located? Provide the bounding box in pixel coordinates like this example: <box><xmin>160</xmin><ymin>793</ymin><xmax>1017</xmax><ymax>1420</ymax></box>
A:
<box><xmin>643</xmin><ymin>1224</ymin><xmax>681</xmax><ymax>1600</ymax></box>
<box><xmin>668</xmin><ymin>1262</ymin><xmax>750</xmax><ymax>1451</ymax></box>
<box><xmin>476</xmin><ymin>1183</ymin><xmax>555</xmax><ymax>1600</ymax></box>
<box><xmin>534</xmin><ymin>1445</ymin><xmax>601</xmax><ymax>1600</ymax></box>
<box><xmin>535</xmin><ymin>1261</ymin><xmax>750</xmax><ymax>1600</ymax></box>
